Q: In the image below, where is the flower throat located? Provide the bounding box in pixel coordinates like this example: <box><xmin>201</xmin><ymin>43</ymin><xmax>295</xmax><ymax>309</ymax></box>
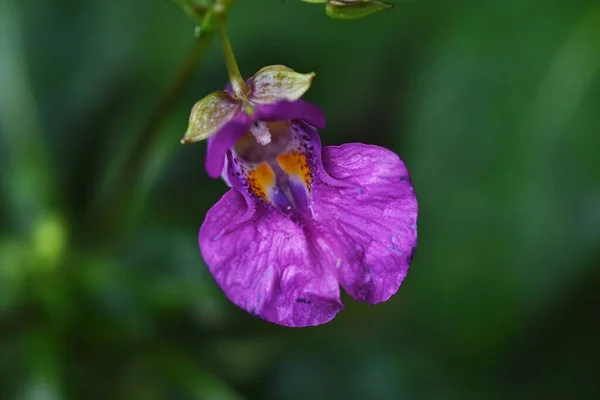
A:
<box><xmin>232</xmin><ymin>120</ymin><xmax>313</xmax><ymax>216</ymax></box>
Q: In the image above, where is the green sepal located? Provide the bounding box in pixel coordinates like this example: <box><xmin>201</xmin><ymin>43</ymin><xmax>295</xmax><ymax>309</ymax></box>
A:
<box><xmin>181</xmin><ymin>91</ymin><xmax>241</xmax><ymax>144</ymax></box>
<box><xmin>325</xmin><ymin>0</ymin><xmax>392</xmax><ymax>20</ymax></box>
<box><xmin>248</xmin><ymin>65</ymin><xmax>315</xmax><ymax>104</ymax></box>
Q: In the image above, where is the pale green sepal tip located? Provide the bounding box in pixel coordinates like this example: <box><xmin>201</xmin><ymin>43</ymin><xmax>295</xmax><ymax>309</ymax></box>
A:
<box><xmin>244</xmin><ymin>102</ymin><xmax>255</xmax><ymax>116</ymax></box>
<box><xmin>248</xmin><ymin>65</ymin><xmax>316</xmax><ymax>105</ymax></box>
<box><xmin>326</xmin><ymin>0</ymin><xmax>392</xmax><ymax>20</ymax></box>
<box><xmin>181</xmin><ymin>91</ymin><xmax>240</xmax><ymax>144</ymax></box>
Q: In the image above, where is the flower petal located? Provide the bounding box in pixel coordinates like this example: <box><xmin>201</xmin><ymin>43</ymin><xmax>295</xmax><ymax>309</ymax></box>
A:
<box><xmin>311</xmin><ymin>143</ymin><xmax>418</xmax><ymax>304</ymax></box>
<box><xmin>256</xmin><ymin>99</ymin><xmax>326</xmax><ymax>130</ymax></box>
<box><xmin>199</xmin><ymin>189</ymin><xmax>344</xmax><ymax>327</ymax></box>
<box><xmin>205</xmin><ymin>113</ymin><xmax>253</xmax><ymax>178</ymax></box>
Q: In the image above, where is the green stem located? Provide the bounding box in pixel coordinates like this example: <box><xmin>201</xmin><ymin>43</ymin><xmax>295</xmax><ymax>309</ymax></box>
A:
<box><xmin>215</xmin><ymin>12</ymin><xmax>248</xmax><ymax>97</ymax></box>
<box><xmin>170</xmin><ymin>0</ymin><xmax>206</xmax><ymax>24</ymax></box>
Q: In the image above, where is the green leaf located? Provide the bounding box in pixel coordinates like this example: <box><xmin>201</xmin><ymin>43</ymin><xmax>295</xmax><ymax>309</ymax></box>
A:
<box><xmin>325</xmin><ymin>0</ymin><xmax>392</xmax><ymax>20</ymax></box>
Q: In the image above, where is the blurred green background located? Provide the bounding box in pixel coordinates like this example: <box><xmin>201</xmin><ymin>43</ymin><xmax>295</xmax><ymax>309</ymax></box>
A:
<box><xmin>1</xmin><ymin>0</ymin><xmax>599</xmax><ymax>398</ymax></box>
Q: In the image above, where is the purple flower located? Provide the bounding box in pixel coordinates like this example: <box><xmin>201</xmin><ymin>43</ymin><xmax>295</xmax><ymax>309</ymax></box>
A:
<box><xmin>184</xmin><ymin>65</ymin><xmax>418</xmax><ymax>327</ymax></box>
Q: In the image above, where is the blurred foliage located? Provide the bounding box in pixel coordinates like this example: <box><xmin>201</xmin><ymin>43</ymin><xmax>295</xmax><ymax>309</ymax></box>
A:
<box><xmin>1</xmin><ymin>0</ymin><xmax>600</xmax><ymax>399</ymax></box>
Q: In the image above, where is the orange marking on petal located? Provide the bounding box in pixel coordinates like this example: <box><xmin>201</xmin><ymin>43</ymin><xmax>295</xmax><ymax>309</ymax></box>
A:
<box><xmin>276</xmin><ymin>152</ymin><xmax>312</xmax><ymax>189</ymax></box>
<box><xmin>247</xmin><ymin>162</ymin><xmax>276</xmax><ymax>201</ymax></box>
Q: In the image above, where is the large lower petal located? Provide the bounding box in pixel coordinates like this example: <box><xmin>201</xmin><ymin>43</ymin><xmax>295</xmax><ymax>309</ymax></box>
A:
<box><xmin>199</xmin><ymin>189</ymin><xmax>344</xmax><ymax>327</ymax></box>
<box><xmin>311</xmin><ymin>143</ymin><xmax>418</xmax><ymax>304</ymax></box>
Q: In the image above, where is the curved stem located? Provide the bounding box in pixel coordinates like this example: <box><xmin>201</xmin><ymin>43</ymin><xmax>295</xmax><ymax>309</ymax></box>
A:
<box><xmin>215</xmin><ymin>14</ymin><xmax>248</xmax><ymax>97</ymax></box>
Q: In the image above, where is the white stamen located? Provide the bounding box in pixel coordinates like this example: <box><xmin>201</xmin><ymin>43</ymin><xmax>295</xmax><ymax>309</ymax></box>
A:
<box><xmin>250</xmin><ymin>121</ymin><xmax>272</xmax><ymax>145</ymax></box>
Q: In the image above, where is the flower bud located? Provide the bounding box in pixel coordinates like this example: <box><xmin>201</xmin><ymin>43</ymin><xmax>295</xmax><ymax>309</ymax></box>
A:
<box><xmin>325</xmin><ymin>0</ymin><xmax>392</xmax><ymax>20</ymax></box>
